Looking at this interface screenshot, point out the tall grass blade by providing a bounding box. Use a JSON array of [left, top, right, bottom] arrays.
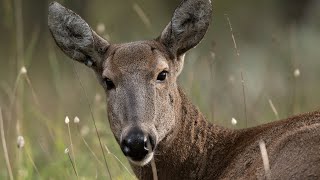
[[259, 140, 271, 180], [225, 14, 248, 128], [0, 108, 14, 180], [71, 62, 113, 180]]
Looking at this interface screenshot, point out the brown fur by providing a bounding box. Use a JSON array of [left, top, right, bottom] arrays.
[[132, 89, 320, 179], [48, 1, 320, 179]]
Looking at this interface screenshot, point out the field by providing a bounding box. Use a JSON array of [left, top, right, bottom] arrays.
[[1, 0, 320, 179]]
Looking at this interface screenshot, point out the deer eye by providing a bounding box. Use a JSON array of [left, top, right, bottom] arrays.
[[103, 78, 115, 90], [157, 71, 168, 82]]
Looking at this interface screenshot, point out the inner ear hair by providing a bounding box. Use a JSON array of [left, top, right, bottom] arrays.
[[48, 2, 109, 68], [93, 31, 109, 55], [158, 0, 212, 58]]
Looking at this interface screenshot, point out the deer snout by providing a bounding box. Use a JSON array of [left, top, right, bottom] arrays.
[[120, 129, 155, 161]]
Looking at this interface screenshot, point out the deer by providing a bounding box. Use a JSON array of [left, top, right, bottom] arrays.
[[48, 0, 320, 179]]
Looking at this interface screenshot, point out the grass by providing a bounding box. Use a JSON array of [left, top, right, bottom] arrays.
[[71, 61, 113, 179], [1, 0, 320, 179], [0, 107, 14, 180], [225, 13, 248, 128], [259, 140, 271, 180]]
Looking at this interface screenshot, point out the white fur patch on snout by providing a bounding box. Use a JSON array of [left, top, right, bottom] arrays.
[[128, 152, 154, 166]]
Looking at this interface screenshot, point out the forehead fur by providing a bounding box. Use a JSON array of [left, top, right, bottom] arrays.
[[103, 40, 170, 77]]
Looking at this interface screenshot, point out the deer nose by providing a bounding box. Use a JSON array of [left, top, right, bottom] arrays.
[[121, 130, 155, 161]]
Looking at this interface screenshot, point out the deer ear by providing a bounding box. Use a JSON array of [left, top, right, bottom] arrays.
[[158, 0, 212, 57], [48, 2, 109, 68]]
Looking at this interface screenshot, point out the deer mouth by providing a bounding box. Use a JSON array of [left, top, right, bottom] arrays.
[[128, 152, 154, 166], [120, 128, 156, 166]]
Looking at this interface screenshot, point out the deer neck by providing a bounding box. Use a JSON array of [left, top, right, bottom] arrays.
[[131, 87, 239, 179]]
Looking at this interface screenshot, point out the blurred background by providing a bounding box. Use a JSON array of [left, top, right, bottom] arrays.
[[1, 0, 320, 179]]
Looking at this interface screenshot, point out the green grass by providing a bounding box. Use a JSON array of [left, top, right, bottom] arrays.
[[1, 0, 320, 179]]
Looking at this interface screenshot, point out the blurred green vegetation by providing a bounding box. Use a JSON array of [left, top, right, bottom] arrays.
[[1, 0, 320, 179]]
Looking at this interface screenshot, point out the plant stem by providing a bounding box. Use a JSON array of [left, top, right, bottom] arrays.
[[67, 122, 78, 176], [0, 108, 14, 180], [67, 152, 78, 178], [225, 14, 248, 128], [71, 62, 112, 180], [77, 125, 103, 166]]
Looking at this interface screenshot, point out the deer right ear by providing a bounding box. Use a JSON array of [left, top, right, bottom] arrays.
[[48, 2, 109, 68], [158, 0, 212, 58]]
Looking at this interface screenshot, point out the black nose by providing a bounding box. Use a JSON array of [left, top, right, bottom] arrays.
[[121, 129, 155, 161]]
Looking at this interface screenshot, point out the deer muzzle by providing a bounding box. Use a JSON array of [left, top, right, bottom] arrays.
[[120, 127, 156, 166]]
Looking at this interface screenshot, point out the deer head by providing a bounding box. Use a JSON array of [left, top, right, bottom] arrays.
[[48, 0, 212, 166]]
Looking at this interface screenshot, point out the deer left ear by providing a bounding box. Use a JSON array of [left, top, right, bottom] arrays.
[[48, 1, 109, 68], [158, 0, 212, 58]]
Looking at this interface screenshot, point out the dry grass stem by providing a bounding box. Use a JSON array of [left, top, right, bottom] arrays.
[[104, 144, 136, 179], [71, 62, 112, 180], [268, 99, 279, 120], [133, 3, 151, 30], [65, 148, 78, 178], [209, 46, 216, 122], [8, 66, 35, 138], [14, 0, 25, 152], [8, 71, 23, 132], [9, 66, 40, 108], [289, 25, 299, 115], [0, 108, 14, 180], [26, 149, 41, 178], [259, 140, 271, 180], [24, 74, 40, 106], [225, 15, 240, 57], [10, 72, 22, 106], [225, 14, 248, 127], [14, 0, 24, 69], [147, 140, 158, 180], [65, 117, 78, 176], [76, 125, 104, 166]]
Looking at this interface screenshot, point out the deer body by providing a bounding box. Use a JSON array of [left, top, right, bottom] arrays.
[[132, 88, 320, 179], [48, 0, 320, 179]]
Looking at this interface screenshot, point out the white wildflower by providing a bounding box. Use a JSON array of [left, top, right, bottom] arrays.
[[74, 116, 80, 123], [231, 117, 237, 125], [65, 116, 70, 124], [20, 66, 27, 74], [17, 136, 25, 149], [294, 69, 300, 77], [64, 148, 69, 154]]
